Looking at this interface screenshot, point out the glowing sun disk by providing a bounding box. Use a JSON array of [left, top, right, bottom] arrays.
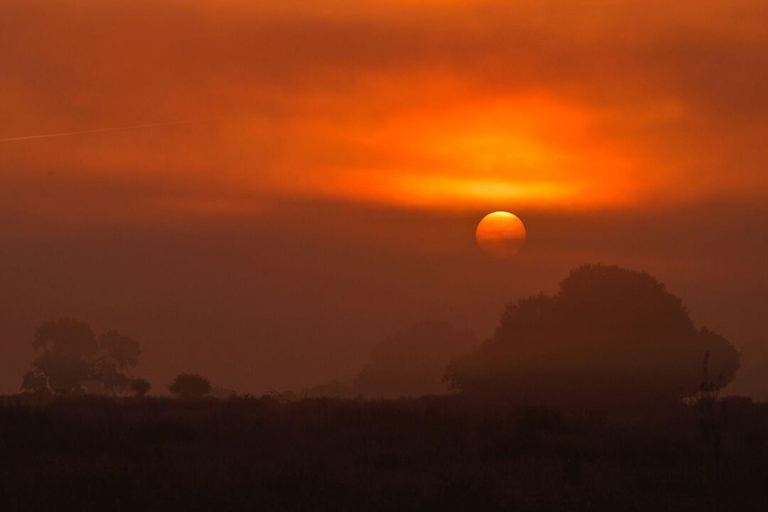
[[476, 211, 527, 257]]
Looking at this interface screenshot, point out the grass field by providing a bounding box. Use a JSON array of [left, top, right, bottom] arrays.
[[1, 394, 767, 511]]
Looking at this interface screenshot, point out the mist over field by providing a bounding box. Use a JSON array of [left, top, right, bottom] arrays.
[[2, 1, 768, 509]]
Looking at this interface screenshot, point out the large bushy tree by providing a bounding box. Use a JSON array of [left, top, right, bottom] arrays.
[[445, 265, 740, 404], [21, 318, 144, 396]]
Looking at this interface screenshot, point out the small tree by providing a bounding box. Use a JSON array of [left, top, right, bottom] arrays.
[[31, 319, 98, 395], [130, 378, 152, 398], [23, 318, 142, 396], [168, 373, 211, 399]]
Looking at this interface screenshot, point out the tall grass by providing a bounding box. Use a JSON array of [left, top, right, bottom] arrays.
[[0, 394, 767, 511]]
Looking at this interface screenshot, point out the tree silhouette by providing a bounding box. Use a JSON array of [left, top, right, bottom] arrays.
[[20, 370, 48, 394], [445, 264, 740, 404], [23, 318, 142, 395], [130, 378, 152, 398], [169, 373, 211, 399], [304, 322, 477, 399], [351, 321, 477, 398]]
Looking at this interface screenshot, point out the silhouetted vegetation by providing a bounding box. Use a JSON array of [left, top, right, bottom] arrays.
[[353, 322, 477, 397], [169, 373, 211, 399], [20, 318, 144, 396], [305, 322, 477, 399], [130, 378, 152, 398], [445, 265, 740, 405], [1, 264, 762, 509]]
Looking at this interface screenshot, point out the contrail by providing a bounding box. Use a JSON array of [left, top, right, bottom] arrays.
[[0, 119, 200, 142]]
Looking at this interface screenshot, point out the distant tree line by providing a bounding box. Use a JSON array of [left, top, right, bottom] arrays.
[[20, 264, 741, 406], [306, 264, 740, 405], [20, 318, 212, 399]]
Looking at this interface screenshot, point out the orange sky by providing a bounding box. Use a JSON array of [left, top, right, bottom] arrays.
[[1, 0, 767, 397], [2, 0, 768, 223]]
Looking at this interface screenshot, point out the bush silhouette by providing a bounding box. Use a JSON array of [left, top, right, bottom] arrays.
[[169, 373, 211, 399], [130, 378, 152, 398], [445, 264, 740, 404]]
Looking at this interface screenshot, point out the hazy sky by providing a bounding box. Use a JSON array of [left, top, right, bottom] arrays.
[[1, 0, 767, 396]]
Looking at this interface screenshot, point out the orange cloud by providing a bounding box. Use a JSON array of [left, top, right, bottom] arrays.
[[1, 0, 767, 224]]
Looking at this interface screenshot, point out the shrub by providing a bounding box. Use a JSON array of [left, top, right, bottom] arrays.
[[168, 373, 211, 399]]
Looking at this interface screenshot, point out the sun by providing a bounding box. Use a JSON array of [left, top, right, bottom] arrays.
[[475, 212, 527, 258]]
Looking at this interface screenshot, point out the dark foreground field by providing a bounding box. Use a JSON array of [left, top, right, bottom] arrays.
[[1, 395, 768, 511]]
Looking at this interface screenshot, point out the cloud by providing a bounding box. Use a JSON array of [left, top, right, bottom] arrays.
[[2, 0, 767, 223]]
